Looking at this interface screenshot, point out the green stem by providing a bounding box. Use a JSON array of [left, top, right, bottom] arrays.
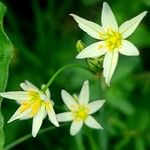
[[42, 64, 86, 92], [4, 123, 68, 150]]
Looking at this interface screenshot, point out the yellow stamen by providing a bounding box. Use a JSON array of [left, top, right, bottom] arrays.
[[100, 29, 122, 51], [72, 105, 89, 121], [19, 91, 47, 117], [45, 101, 52, 112]]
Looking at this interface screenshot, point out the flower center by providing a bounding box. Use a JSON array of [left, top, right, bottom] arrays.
[[100, 29, 122, 51], [20, 91, 45, 117], [72, 105, 89, 121]]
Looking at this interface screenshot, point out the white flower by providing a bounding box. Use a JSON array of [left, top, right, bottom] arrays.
[[0, 80, 59, 137], [70, 2, 147, 86], [56, 80, 105, 136]]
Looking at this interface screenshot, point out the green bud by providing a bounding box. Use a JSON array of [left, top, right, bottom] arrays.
[[76, 40, 86, 53], [87, 56, 104, 73]]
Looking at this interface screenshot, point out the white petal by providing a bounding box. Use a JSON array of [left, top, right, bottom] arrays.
[[76, 41, 107, 59], [79, 80, 89, 105], [46, 105, 59, 127], [119, 11, 147, 39], [103, 51, 119, 86], [8, 108, 31, 123], [119, 40, 139, 56], [88, 100, 105, 114], [20, 80, 39, 92], [101, 2, 118, 31], [39, 92, 47, 100], [70, 121, 83, 136], [61, 90, 77, 110], [32, 104, 45, 137], [56, 112, 73, 122], [85, 116, 103, 129], [0, 91, 28, 101], [70, 14, 103, 40]]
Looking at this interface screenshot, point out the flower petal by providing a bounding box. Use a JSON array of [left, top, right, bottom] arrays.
[[0, 91, 28, 101], [70, 14, 103, 40], [70, 121, 83, 136], [8, 107, 31, 123], [76, 41, 107, 59], [119, 11, 147, 39], [32, 104, 46, 137], [20, 80, 39, 92], [88, 100, 105, 114], [61, 90, 77, 110], [85, 116, 103, 129], [103, 51, 119, 86], [79, 80, 89, 105], [46, 104, 59, 127], [119, 40, 139, 56], [101, 2, 118, 31], [56, 112, 73, 122]]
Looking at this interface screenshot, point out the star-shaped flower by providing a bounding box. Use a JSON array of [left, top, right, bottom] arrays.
[[56, 80, 105, 135], [0, 80, 59, 137], [70, 2, 147, 85]]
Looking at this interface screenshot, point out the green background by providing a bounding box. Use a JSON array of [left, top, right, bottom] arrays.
[[1, 0, 150, 149]]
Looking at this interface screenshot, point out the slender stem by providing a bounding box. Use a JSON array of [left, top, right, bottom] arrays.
[[4, 123, 68, 150], [42, 64, 86, 92]]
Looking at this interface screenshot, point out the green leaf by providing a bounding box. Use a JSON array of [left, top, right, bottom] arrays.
[[0, 2, 13, 150]]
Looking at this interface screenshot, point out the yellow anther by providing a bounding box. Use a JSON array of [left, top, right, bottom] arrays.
[[72, 105, 89, 121], [100, 29, 122, 51]]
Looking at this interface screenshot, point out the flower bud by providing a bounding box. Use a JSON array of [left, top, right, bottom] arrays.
[[76, 40, 86, 53]]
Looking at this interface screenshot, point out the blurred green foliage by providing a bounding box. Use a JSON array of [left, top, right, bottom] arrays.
[[0, 0, 150, 149], [0, 2, 13, 150]]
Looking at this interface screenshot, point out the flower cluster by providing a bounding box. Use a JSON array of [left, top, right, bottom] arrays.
[[0, 80, 105, 137], [0, 2, 147, 138]]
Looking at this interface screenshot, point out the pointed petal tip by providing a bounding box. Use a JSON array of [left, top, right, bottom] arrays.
[[142, 11, 148, 16], [32, 133, 37, 138], [105, 79, 110, 86], [76, 54, 83, 59], [103, 2, 110, 9], [83, 80, 89, 85], [99, 99, 106, 105], [0, 93, 3, 97], [69, 14, 76, 19], [0, 92, 6, 97], [99, 125, 103, 130], [69, 13, 74, 16], [61, 89, 65, 95], [7, 120, 12, 124], [53, 121, 60, 127], [103, 2, 108, 6]]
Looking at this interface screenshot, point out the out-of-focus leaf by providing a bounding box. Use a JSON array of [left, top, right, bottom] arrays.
[[129, 25, 150, 47], [135, 110, 149, 132], [81, 0, 99, 6], [141, 0, 150, 6], [135, 137, 145, 150], [106, 88, 135, 115], [114, 137, 130, 150], [0, 3, 13, 150], [113, 57, 140, 83]]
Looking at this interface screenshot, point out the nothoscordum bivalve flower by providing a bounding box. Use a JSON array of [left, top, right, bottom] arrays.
[[70, 2, 147, 86], [56, 80, 105, 136], [0, 80, 59, 137]]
